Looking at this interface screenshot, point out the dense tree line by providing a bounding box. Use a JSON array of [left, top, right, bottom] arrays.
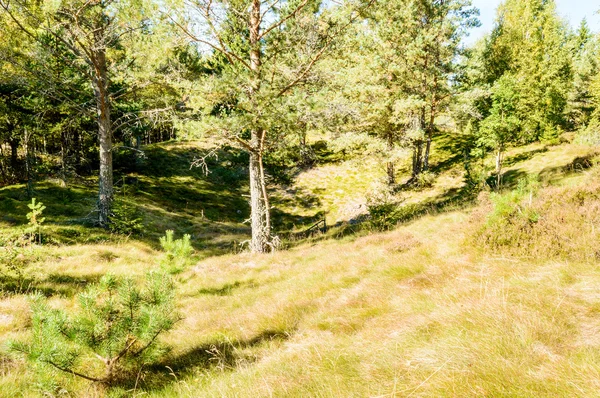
[[1, 0, 598, 252]]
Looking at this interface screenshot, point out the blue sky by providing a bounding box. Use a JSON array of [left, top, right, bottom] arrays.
[[464, 0, 600, 45]]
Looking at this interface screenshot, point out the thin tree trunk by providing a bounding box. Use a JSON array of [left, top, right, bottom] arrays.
[[249, 143, 269, 253], [23, 129, 32, 197], [60, 130, 67, 186], [91, 48, 113, 227], [8, 133, 18, 172], [412, 140, 423, 178], [386, 132, 395, 185], [423, 112, 435, 171], [247, 0, 271, 253], [73, 129, 81, 171], [495, 147, 503, 189]]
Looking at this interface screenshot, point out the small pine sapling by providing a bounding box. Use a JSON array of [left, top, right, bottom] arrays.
[[159, 230, 194, 274], [9, 271, 181, 386], [26, 198, 45, 244]]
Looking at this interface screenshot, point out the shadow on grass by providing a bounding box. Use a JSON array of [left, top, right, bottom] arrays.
[[503, 147, 549, 168], [137, 329, 293, 390], [284, 180, 482, 248], [428, 132, 473, 175], [196, 279, 258, 296], [0, 273, 101, 297], [538, 153, 597, 183]]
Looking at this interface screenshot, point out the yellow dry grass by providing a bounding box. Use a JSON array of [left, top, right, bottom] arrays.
[[0, 141, 599, 397]]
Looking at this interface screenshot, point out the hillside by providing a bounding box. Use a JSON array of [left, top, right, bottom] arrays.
[[0, 138, 599, 396]]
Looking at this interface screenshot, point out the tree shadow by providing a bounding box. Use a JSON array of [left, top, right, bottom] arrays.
[[538, 153, 597, 184], [0, 273, 101, 297], [195, 279, 259, 296], [428, 132, 473, 175], [136, 329, 294, 390], [503, 147, 548, 168]]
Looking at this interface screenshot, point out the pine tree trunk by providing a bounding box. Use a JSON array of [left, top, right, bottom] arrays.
[[249, 141, 269, 253], [8, 135, 18, 172], [247, 0, 271, 253], [495, 147, 503, 189], [412, 140, 423, 178], [423, 122, 433, 171], [91, 49, 113, 227], [386, 132, 395, 185]]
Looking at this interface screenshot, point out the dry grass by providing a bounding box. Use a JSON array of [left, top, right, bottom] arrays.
[[1, 140, 600, 396]]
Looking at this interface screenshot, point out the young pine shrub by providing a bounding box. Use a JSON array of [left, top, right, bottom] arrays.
[[26, 198, 45, 244], [8, 271, 180, 388], [109, 199, 143, 236], [159, 230, 194, 274]]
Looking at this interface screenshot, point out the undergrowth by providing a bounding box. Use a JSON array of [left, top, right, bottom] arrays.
[[474, 170, 600, 261]]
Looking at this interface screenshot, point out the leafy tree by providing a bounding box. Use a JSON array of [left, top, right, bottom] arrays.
[[172, 0, 369, 252], [337, 0, 479, 183], [0, 0, 179, 226], [568, 20, 599, 130], [481, 0, 572, 141], [477, 74, 522, 188]]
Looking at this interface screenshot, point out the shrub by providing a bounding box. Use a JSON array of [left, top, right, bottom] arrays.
[[473, 173, 600, 261], [366, 185, 425, 230], [109, 199, 143, 236], [366, 185, 401, 230], [159, 230, 194, 274], [8, 271, 180, 387], [26, 198, 45, 244], [0, 235, 36, 293], [414, 171, 436, 189]]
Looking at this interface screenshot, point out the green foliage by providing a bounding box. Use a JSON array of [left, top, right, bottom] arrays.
[[366, 185, 425, 230], [0, 235, 36, 292], [109, 199, 144, 236], [366, 186, 400, 230], [486, 177, 540, 229], [8, 271, 180, 387], [159, 230, 194, 274], [26, 198, 45, 244], [478, 74, 522, 151], [413, 171, 437, 189]]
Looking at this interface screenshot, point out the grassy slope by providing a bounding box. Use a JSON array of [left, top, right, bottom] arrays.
[[0, 138, 599, 396]]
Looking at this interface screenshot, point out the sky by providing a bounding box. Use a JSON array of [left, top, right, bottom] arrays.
[[463, 0, 600, 46]]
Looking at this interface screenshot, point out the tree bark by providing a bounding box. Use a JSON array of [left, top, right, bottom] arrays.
[[247, 0, 271, 253], [386, 132, 395, 185], [249, 143, 270, 253], [412, 140, 423, 178], [91, 48, 113, 227], [8, 133, 18, 172], [423, 112, 435, 171], [495, 147, 503, 189]]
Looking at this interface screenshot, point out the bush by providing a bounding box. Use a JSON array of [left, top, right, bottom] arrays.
[[159, 230, 194, 274], [109, 199, 143, 235], [9, 271, 180, 387], [366, 185, 426, 230], [26, 198, 45, 244], [366, 185, 401, 230], [0, 235, 36, 293], [473, 173, 600, 261], [414, 171, 436, 189]]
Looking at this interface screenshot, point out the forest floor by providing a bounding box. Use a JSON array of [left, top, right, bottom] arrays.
[[0, 136, 600, 397]]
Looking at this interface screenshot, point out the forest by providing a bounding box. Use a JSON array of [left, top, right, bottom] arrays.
[[1, 0, 600, 396]]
